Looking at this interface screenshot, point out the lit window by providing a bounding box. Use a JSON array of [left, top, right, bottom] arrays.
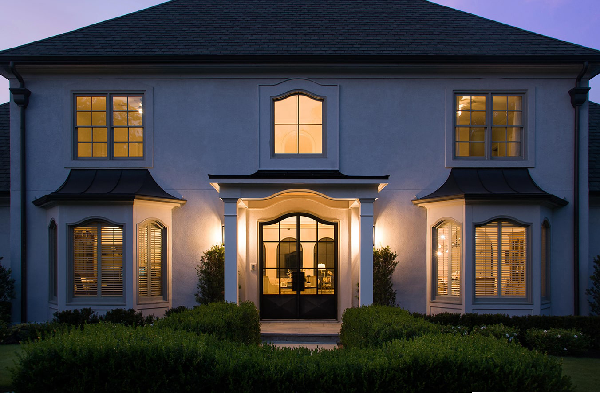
[[433, 221, 461, 298], [138, 220, 166, 299], [49, 220, 57, 301], [455, 94, 523, 159], [75, 94, 144, 159], [475, 220, 527, 299], [273, 92, 323, 154], [71, 221, 123, 298]]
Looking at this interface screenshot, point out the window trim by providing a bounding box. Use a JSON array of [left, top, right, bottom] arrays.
[[137, 219, 168, 304], [541, 219, 551, 302], [445, 87, 535, 168], [431, 219, 462, 303], [259, 79, 339, 170], [67, 217, 126, 305], [48, 219, 57, 303], [73, 92, 145, 161], [473, 217, 532, 304], [271, 89, 326, 158]]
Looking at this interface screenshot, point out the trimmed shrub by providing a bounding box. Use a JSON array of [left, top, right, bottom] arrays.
[[154, 301, 260, 345], [52, 308, 99, 326], [163, 305, 188, 318], [470, 323, 519, 343], [100, 308, 156, 327], [373, 246, 399, 306], [416, 312, 600, 349], [0, 322, 66, 344], [11, 324, 572, 392], [525, 328, 590, 356], [340, 305, 441, 348], [195, 244, 225, 305]]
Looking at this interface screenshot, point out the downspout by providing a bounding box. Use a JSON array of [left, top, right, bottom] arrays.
[[568, 62, 590, 316], [8, 62, 31, 323]]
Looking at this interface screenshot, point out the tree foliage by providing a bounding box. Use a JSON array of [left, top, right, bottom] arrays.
[[373, 246, 399, 306], [586, 255, 600, 315], [0, 257, 16, 323], [195, 245, 225, 305]]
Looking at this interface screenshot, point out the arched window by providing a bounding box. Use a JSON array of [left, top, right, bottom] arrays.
[[433, 221, 461, 298], [273, 91, 323, 154], [314, 237, 335, 270], [475, 219, 528, 299], [138, 220, 166, 299], [49, 220, 57, 301], [71, 220, 123, 298], [276, 237, 303, 278], [541, 220, 550, 300]]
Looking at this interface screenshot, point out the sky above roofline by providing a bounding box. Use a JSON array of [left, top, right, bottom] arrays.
[[0, 0, 598, 104]]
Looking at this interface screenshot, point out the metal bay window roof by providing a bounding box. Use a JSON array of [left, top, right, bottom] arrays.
[[33, 169, 184, 207], [0, 0, 599, 64]]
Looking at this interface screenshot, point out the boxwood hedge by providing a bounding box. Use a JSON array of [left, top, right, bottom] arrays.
[[11, 324, 572, 393]]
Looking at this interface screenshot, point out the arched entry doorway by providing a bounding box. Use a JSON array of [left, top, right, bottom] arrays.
[[260, 213, 337, 319]]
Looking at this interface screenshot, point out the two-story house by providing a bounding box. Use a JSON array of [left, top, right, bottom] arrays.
[[1, 0, 600, 322]]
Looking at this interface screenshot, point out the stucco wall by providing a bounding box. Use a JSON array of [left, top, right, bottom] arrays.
[[9, 66, 584, 321]]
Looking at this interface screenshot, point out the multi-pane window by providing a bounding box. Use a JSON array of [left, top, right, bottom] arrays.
[[49, 220, 57, 301], [273, 92, 323, 154], [72, 221, 123, 298], [475, 220, 527, 299], [75, 94, 143, 159], [138, 221, 165, 299], [455, 94, 523, 159], [433, 221, 461, 298]]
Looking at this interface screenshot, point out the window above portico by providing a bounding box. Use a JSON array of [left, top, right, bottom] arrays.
[[259, 79, 339, 170]]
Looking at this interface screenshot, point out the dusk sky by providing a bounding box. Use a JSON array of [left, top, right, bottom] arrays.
[[1, 0, 599, 104]]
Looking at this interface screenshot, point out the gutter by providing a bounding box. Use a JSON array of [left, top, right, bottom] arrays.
[[8, 62, 30, 323], [568, 62, 590, 316]]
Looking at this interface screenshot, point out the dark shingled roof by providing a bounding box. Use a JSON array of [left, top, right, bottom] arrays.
[[413, 168, 568, 207], [1, 0, 599, 63], [589, 102, 600, 194], [33, 169, 184, 207], [0, 102, 8, 196]]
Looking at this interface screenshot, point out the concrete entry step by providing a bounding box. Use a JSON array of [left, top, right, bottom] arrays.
[[261, 320, 341, 349]]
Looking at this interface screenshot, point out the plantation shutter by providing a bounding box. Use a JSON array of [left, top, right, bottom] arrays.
[[73, 226, 98, 296], [475, 220, 526, 298], [138, 221, 164, 298], [100, 226, 123, 296], [435, 221, 461, 297]]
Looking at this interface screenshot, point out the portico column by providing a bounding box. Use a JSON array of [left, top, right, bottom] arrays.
[[359, 198, 375, 306], [222, 198, 238, 303]]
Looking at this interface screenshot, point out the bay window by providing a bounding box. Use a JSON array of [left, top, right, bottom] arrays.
[[433, 220, 461, 299]]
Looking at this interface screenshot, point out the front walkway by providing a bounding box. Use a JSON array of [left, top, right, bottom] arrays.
[[261, 320, 342, 349]]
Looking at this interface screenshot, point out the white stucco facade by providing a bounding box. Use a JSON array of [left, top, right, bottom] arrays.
[[3, 64, 593, 321]]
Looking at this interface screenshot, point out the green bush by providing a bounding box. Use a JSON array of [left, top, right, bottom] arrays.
[[525, 328, 590, 356], [340, 305, 441, 348], [52, 308, 99, 326], [470, 323, 519, 343], [195, 244, 225, 304], [11, 324, 572, 393], [373, 246, 399, 306], [416, 312, 600, 349], [154, 301, 260, 345], [587, 255, 600, 315], [100, 308, 156, 327], [0, 322, 66, 344], [164, 305, 188, 318], [0, 257, 15, 323]]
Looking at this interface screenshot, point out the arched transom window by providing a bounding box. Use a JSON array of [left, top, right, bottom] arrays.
[[273, 92, 323, 154]]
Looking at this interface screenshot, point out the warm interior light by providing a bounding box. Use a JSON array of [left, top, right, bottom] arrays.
[[318, 263, 326, 269]]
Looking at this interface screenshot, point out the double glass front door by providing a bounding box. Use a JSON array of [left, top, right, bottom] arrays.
[[260, 214, 337, 319]]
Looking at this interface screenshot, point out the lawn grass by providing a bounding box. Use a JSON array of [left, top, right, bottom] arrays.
[[560, 356, 600, 392], [0, 344, 21, 392]]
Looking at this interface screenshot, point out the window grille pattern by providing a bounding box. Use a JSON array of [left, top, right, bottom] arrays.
[[138, 221, 165, 298], [455, 94, 523, 159], [475, 220, 527, 298], [434, 221, 461, 297], [72, 222, 123, 297], [75, 94, 143, 159], [274, 93, 323, 154]]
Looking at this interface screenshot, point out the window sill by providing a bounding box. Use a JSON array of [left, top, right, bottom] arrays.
[[67, 298, 126, 307], [431, 297, 462, 305], [473, 298, 532, 305]]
